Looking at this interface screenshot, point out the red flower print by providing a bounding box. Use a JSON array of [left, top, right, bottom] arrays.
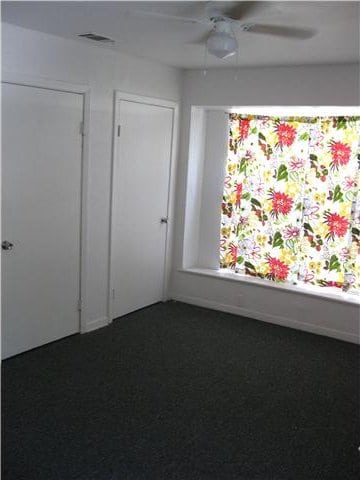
[[267, 256, 289, 281], [324, 212, 349, 239], [238, 118, 250, 142], [269, 191, 294, 217], [325, 281, 343, 289], [229, 244, 237, 265], [275, 122, 297, 148], [235, 183, 242, 208], [329, 141, 351, 169]]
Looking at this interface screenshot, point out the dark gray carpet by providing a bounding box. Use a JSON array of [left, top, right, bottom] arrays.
[[2, 301, 359, 480]]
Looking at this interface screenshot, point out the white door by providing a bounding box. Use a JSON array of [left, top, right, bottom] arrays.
[[2, 83, 83, 358], [111, 98, 174, 319]]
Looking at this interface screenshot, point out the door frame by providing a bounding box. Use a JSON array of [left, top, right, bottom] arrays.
[[108, 91, 179, 322], [2, 71, 91, 334]]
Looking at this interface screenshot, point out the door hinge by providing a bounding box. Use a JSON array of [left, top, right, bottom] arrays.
[[79, 122, 85, 137], [77, 299, 82, 311], [117, 125, 121, 137]]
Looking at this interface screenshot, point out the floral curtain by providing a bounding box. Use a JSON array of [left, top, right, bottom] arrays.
[[220, 114, 360, 294]]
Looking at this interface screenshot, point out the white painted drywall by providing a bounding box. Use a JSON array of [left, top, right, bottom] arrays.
[[182, 107, 206, 269], [2, 22, 183, 329], [183, 65, 359, 106], [170, 64, 360, 343]]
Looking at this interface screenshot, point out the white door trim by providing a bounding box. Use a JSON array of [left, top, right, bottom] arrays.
[[108, 91, 179, 322], [2, 71, 91, 334]]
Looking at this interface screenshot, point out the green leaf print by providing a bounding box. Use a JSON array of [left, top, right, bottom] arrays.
[[272, 231, 284, 248], [329, 255, 341, 272], [333, 185, 343, 202], [251, 198, 262, 208], [244, 261, 256, 271], [277, 164, 288, 181], [299, 132, 310, 141], [239, 158, 247, 174]]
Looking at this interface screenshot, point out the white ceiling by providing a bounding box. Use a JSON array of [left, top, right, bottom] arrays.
[[2, 1, 359, 69]]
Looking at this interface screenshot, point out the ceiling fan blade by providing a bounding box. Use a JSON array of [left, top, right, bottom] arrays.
[[223, 2, 280, 21], [242, 24, 317, 39], [126, 8, 211, 26]]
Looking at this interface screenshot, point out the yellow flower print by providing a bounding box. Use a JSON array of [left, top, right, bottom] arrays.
[[314, 223, 329, 238], [267, 131, 278, 146], [221, 226, 231, 237], [337, 272, 345, 284], [309, 261, 322, 274], [263, 169, 273, 183], [230, 125, 239, 139], [285, 181, 299, 197], [321, 121, 330, 134], [263, 199, 273, 214], [256, 234, 267, 247], [223, 253, 233, 267], [279, 249, 296, 265], [229, 192, 237, 205], [257, 262, 270, 276], [313, 192, 326, 204], [339, 203, 351, 218], [228, 163, 237, 175], [344, 129, 358, 145]]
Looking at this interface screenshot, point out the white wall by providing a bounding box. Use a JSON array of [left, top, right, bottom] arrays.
[[170, 64, 360, 343], [2, 24, 359, 343], [2, 22, 183, 330]]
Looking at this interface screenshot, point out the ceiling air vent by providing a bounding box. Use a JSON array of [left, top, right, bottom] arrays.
[[78, 33, 115, 44]]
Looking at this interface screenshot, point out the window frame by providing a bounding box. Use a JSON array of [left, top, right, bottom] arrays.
[[182, 105, 360, 304]]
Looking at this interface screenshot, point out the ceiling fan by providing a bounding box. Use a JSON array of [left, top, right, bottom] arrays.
[[126, 2, 316, 59]]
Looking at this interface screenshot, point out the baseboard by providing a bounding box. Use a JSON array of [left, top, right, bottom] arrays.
[[169, 293, 359, 344], [83, 316, 110, 333]]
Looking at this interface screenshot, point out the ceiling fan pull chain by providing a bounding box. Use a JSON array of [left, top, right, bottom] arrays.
[[232, 23, 240, 80], [203, 43, 208, 76], [234, 47, 240, 81]]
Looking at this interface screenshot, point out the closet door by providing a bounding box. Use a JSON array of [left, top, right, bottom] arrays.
[[2, 83, 83, 358], [110, 98, 174, 319]]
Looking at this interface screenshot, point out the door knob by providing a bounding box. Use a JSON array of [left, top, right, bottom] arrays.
[[2, 240, 14, 251], [160, 217, 168, 224]]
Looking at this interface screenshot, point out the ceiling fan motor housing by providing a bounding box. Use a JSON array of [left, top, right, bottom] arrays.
[[207, 18, 238, 59]]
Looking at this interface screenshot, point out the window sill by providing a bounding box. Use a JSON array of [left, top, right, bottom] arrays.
[[178, 267, 360, 306]]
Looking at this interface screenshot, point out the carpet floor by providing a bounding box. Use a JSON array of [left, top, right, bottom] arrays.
[[2, 301, 359, 480]]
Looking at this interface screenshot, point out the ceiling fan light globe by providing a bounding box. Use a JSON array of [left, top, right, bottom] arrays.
[[206, 32, 238, 59]]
